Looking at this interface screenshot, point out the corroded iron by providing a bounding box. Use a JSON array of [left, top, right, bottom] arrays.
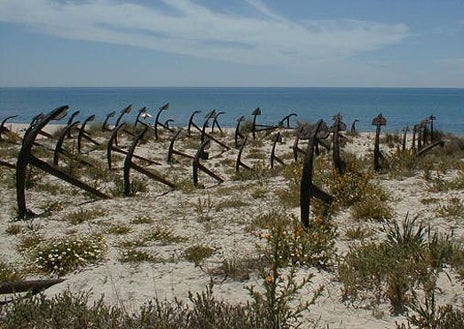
[[114, 105, 132, 129], [135, 107, 148, 126], [234, 115, 246, 148], [416, 140, 445, 157], [153, 103, 173, 140], [102, 111, 116, 131], [200, 110, 231, 151], [211, 111, 225, 133], [77, 115, 100, 154], [107, 122, 161, 170], [123, 127, 175, 196], [270, 132, 285, 169], [187, 110, 202, 136], [402, 126, 409, 151], [372, 113, 387, 172], [278, 113, 297, 128], [16, 106, 110, 219], [350, 119, 359, 134], [292, 125, 311, 163], [300, 120, 334, 228], [167, 129, 194, 163], [0, 115, 18, 140], [193, 138, 224, 187], [251, 107, 276, 139], [53, 121, 81, 166], [331, 113, 347, 175], [66, 110, 80, 138], [429, 115, 436, 142], [235, 136, 251, 172], [0, 278, 65, 305]]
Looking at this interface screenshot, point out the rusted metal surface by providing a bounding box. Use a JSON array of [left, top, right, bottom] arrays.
[[107, 122, 161, 170], [187, 110, 202, 136], [135, 107, 148, 126], [300, 120, 334, 228], [153, 103, 173, 139], [193, 138, 224, 187], [416, 140, 445, 157], [234, 115, 246, 148], [372, 113, 387, 172], [0, 278, 66, 305], [0, 115, 18, 140], [102, 111, 116, 131], [331, 113, 347, 175], [251, 107, 276, 139], [200, 111, 231, 151], [66, 110, 80, 138], [270, 132, 285, 169], [114, 105, 132, 129], [77, 115, 100, 154], [278, 113, 297, 128], [123, 127, 175, 196], [211, 111, 225, 133], [235, 136, 251, 172], [402, 126, 409, 151], [167, 129, 194, 163], [0, 278, 65, 295], [350, 119, 359, 134], [16, 106, 110, 219], [53, 121, 81, 166]]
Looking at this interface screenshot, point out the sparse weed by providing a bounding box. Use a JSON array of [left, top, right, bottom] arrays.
[[65, 207, 107, 225], [184, 245, 215, 266], [119, 248, 159, 263], [435, 197, 464, 219]]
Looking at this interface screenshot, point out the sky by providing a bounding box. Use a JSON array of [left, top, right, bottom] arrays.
[[0, 0, 463, 88]]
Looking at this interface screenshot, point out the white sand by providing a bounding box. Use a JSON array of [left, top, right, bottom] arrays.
[[0, 123, 463, 328]]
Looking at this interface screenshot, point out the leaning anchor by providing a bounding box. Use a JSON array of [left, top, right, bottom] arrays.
[[300, 120, 334, 228], [16, 106, 110, 219]]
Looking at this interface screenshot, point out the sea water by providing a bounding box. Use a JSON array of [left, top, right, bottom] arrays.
[[0, 87, 463, 134]]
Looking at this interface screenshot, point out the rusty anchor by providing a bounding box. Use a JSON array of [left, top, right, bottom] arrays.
[[0, 278, 65, 305], [192, 138, 224, 187], [234, 115, 246, 148], [350, 119, 359, 134], [16, 106, 110, 219], [0, 115, 19, 141], [235, 136, 252, 172], [292, 125, 311, 163], [300, 120, 334, 228], [251, 107, 276, 139], [277, 113, 298, 128], [106, 122, 161, 170], [200, 110, 231, 151], [77, 115, 100, 154], [65, 110, 80, 138], [102, 111, 116, 132], [53, 121, 95, 168], [401, 126, 409, 151], [187, 110, 202, 136], [331, 113, 347, 175], [211, 111, 225, 133], [372, 113, 387, 172], [153, 103, 174, 140], [114, 105, 132, 129], [270, 132, 285, 169], [167, 128, 194, 163], [123, 127, 175, 196]]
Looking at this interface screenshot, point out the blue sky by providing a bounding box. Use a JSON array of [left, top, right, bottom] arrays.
[[0, 0, 463, 87]]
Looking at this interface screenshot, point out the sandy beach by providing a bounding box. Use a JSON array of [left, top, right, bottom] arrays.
[[0, 121, 463, 329]]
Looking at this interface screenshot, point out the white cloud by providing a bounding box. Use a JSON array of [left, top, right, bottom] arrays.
[[0, 0, 410, 67]]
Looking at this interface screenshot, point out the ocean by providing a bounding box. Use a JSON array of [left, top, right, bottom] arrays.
[[0, 87, 463, 134]]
